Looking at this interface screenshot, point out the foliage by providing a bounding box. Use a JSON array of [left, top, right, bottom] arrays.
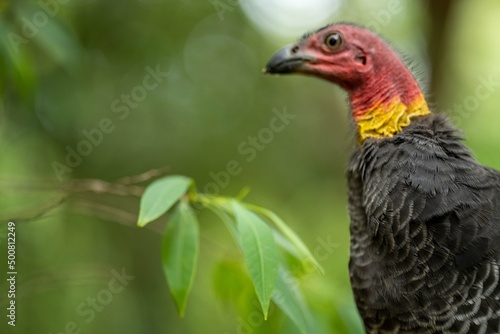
[[138, 175, 322, 332], [2, 0, 500, 333]]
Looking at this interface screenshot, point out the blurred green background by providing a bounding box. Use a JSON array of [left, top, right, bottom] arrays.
[[1, 0, 500, 333]]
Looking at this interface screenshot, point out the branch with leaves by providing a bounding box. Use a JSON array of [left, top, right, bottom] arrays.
[[1, 170, 323, 333], [137, 175, 323, 333]]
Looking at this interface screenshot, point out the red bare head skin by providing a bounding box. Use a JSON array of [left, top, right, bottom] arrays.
[[265, 23, 427, 119]]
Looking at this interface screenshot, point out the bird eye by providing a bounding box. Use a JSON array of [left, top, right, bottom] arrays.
[[324, 32, 343, 51]]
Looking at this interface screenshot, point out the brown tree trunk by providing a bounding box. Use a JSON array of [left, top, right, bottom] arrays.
[[425, 0, 455, 100]]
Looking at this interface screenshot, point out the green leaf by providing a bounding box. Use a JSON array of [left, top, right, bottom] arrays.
[[273, 232, 309, 276], [273, 266, 313, 334], [245, 204, 324, 275], [232, 201, 279, 319], [162, 201, 199, 317], [273, 231, 301, 259], [138, 175, 192, 227], [206, 204, 238, 242]]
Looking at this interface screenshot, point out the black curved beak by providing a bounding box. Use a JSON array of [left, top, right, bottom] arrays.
[[264, 44, 315, 74]]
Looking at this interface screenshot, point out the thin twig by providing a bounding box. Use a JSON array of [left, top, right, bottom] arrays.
[[0, 166, 170, 197], [67, 179, 145, 197], [115, 166, 170, 185], [1, 167, 170, 224], [69, 199, 167, 234], [70, 199, 139, 227], [4, 195, 68, 223]]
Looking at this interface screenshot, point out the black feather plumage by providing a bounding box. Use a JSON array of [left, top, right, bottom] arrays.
[[348, 114, 500, 333]]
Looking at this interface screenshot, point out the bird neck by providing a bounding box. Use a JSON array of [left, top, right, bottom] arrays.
[[349, 68, 431, 143]]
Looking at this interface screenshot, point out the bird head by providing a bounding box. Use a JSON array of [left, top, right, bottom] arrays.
[[265, 23, 431, 142], [265, 23, 376, 88]]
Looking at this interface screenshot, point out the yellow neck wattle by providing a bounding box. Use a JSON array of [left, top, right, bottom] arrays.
[[355, 94, 431, 143]]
